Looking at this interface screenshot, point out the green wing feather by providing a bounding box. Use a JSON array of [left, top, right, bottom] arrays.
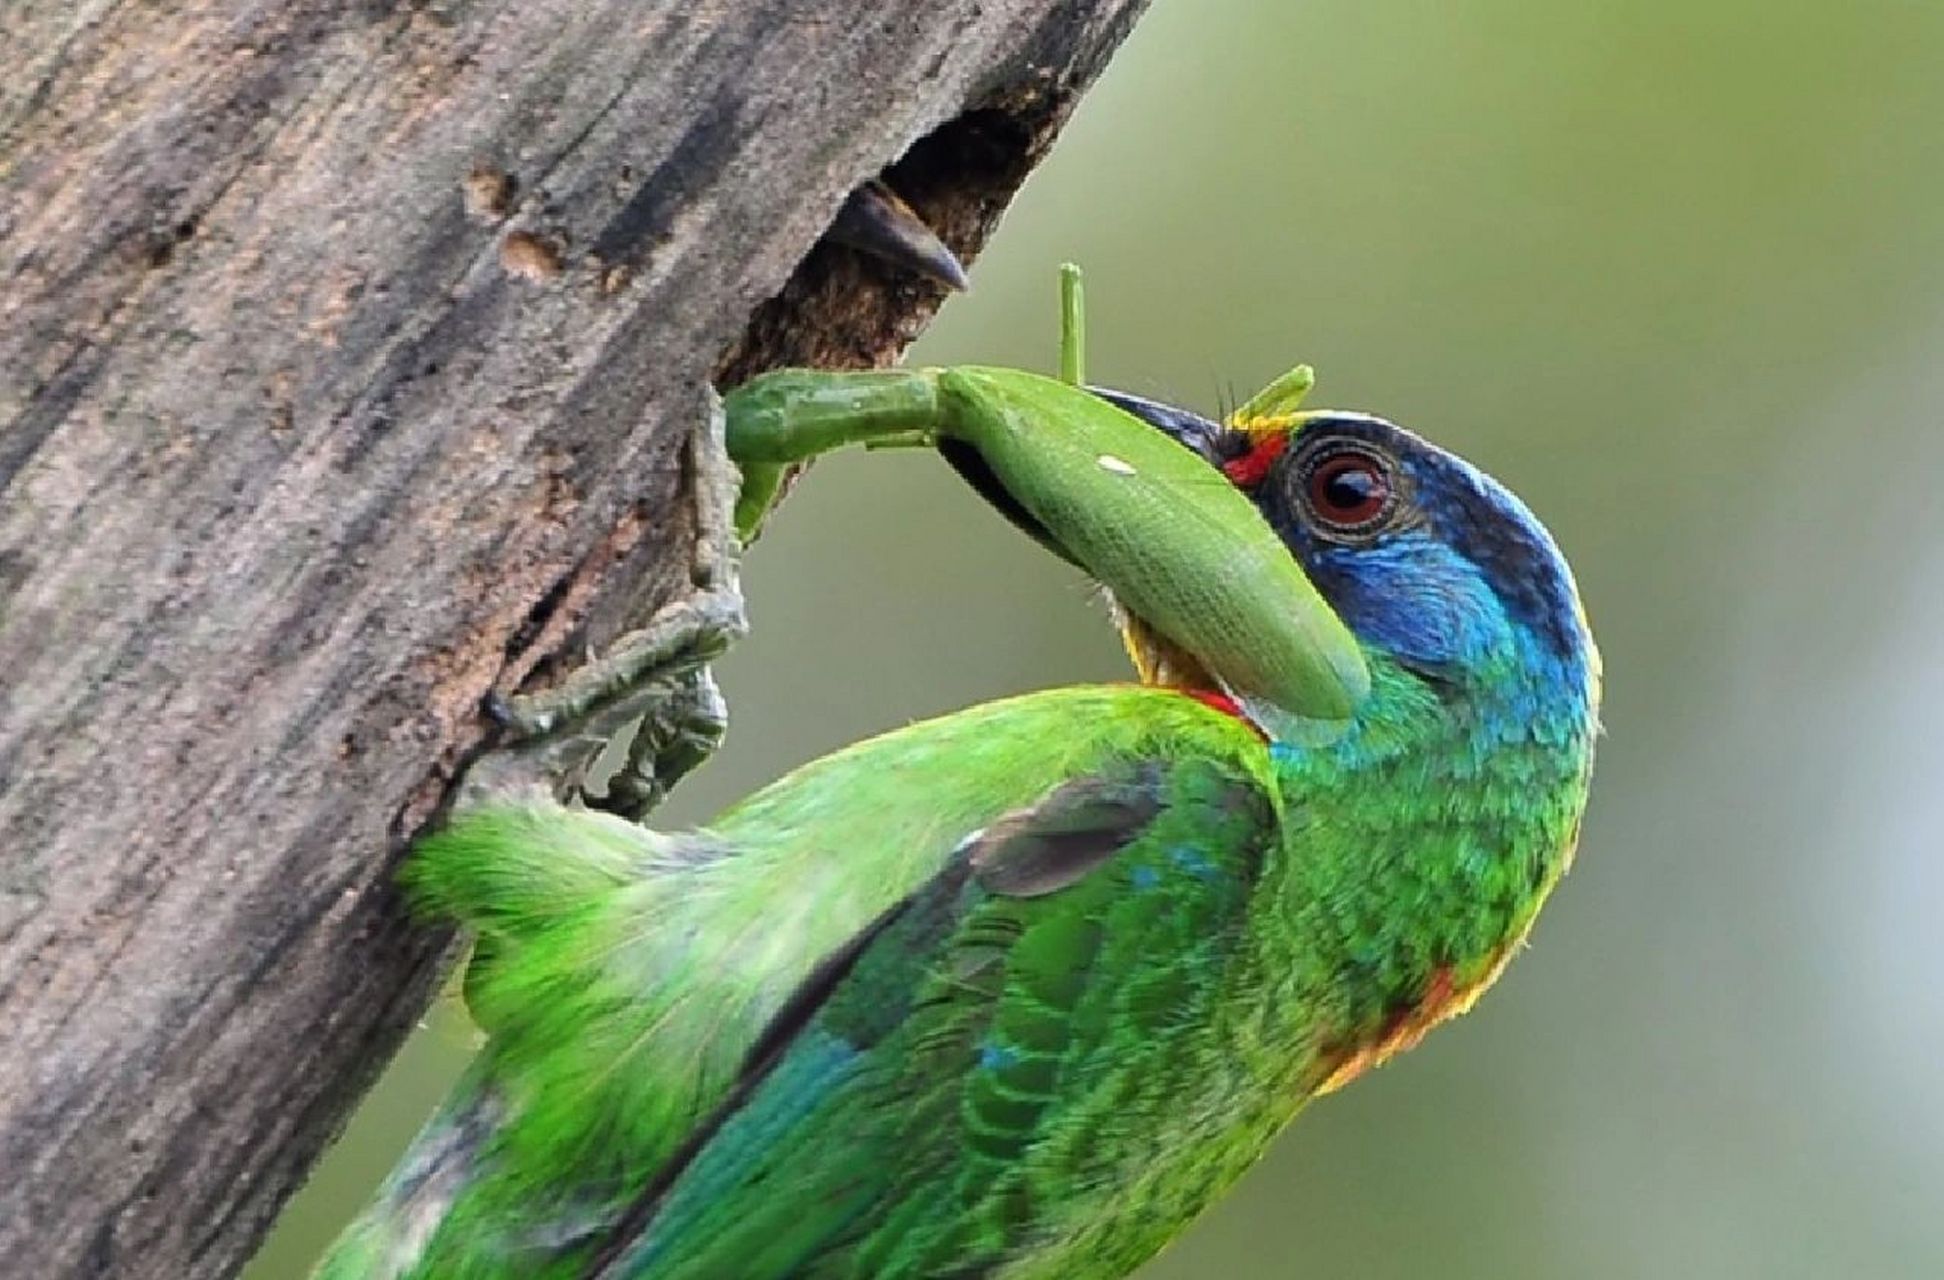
[[318, 687, 1272, 1279], [594, 752, 1278, 1280]]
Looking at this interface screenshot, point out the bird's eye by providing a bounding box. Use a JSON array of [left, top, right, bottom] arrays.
[[1303, 448, 1394, 532]]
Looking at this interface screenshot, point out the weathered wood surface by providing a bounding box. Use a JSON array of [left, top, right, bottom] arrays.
[[0, 2, 1148, 1273]]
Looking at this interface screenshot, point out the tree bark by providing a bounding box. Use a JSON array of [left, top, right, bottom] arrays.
[[0, 2, 1148, 1274]]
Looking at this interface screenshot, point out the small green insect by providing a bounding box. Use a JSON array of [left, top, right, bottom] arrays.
[[317, 256, 1599, 1279]]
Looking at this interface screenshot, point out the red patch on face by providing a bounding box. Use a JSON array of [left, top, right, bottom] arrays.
[[1221, 433, 1288, 488]]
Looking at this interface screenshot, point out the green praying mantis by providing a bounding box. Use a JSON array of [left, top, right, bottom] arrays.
[[475, 261, 1372, 817], [725, 264, 1370, 737]]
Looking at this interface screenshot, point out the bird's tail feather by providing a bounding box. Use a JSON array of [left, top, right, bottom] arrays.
[[315, 804, 744, 1277], [312, 1084, 503, 1280]]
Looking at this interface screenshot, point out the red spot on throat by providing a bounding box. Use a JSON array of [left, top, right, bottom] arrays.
[[1183, 689, 1244, 718], [1179, 689, 1266, 741]]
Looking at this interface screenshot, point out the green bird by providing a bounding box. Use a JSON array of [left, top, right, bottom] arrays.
[[316, 266, 1599, 1279]]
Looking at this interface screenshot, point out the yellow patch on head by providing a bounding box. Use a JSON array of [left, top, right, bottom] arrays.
[[1225, 411, 1301, 442]]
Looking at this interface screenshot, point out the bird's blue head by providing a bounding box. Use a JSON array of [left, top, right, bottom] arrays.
[[1091, 390, 1599, 723]]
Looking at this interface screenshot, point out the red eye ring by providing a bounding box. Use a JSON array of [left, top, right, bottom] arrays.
[[1304, 449, 1393, 531]]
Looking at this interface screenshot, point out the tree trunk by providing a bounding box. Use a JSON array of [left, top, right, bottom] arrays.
[[0, 2, 1148, 1274]]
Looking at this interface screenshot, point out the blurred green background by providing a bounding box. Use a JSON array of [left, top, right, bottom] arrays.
[[254, 0, 1944, 1275]]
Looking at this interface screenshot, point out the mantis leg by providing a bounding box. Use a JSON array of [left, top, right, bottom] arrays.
[[1059, 261, 1085, 387], [723, 367, 944, 540], [722, 263, 1098, 540]]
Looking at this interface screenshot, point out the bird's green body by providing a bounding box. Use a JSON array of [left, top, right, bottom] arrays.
[[318, 267, 1598, 1279]]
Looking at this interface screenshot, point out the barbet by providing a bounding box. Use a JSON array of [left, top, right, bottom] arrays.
[[318, 267, 1598, 1280]]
